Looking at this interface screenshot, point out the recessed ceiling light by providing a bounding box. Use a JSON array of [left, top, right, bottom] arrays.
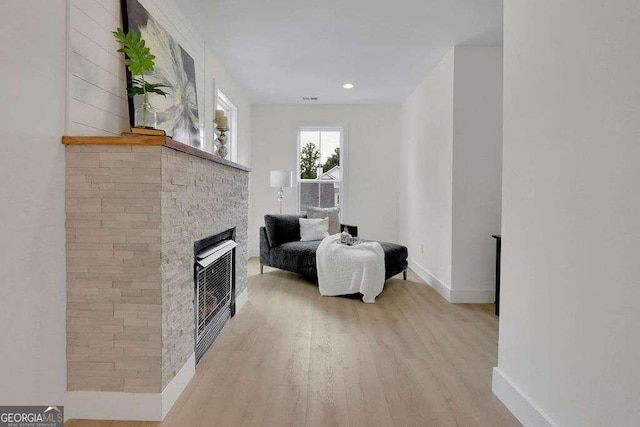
[[343, 83, 354, 89]]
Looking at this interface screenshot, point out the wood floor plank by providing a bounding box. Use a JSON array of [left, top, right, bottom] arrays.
[[66, 258, 520, 427], [305, 297, 350, 426], [337, 333, 395, 427], [260, 385, 308, 427]]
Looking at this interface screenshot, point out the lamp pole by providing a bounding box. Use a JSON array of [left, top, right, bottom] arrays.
[[277, 187, 284, 214]]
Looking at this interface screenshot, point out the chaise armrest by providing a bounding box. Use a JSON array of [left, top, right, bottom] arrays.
[[259, 227, 271, 267]]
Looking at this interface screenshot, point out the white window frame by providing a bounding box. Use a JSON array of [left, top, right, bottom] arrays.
[[216, 90, 238, 162], [296, 126, 347, 221]]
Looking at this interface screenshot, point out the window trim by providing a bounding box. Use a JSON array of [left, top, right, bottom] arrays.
[[216, 90, 238, 162], [296, 126, 347, 221]]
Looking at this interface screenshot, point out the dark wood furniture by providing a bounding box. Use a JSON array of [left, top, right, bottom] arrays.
[[492, 235, 501, 316]]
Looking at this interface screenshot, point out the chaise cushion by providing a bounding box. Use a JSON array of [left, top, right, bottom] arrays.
[[264, 214, 306, 247], [365, 240, 408, 266], [270, 240, 321, 273]]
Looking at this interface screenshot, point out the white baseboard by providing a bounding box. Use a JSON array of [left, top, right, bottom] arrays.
[[492, 367, 557, 427], [65, 353, 195, 421], [407, 258, 495, 303], [161, 353, 195, 418], [408, 258, 452, 301], [65, 390, 162, 421], [236, 287, 249, 312]]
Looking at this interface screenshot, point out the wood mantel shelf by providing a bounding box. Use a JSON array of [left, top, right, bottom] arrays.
[[62, 135, 251, 172], [62, 134, 167, 146]]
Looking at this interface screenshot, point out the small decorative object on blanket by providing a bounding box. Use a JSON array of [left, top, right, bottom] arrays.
[[340, 226, 353, 244], [316, 235, 385, 303]]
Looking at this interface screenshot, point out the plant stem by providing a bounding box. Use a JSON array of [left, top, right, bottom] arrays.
[[141, 73, 148, 127]]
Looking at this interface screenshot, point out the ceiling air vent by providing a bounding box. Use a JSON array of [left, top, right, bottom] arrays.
[[302, 97, 319, 101]]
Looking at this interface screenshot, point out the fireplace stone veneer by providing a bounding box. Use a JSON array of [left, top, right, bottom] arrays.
[[160, 147, 248, 388], [64, 137, 249, 409]]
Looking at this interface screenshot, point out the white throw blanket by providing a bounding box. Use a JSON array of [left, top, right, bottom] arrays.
[[316, 234, 385, 303]]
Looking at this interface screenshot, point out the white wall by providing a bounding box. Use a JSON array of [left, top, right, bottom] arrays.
[[0, 0, 67, 405], [400, 50, 455, 287], [249, 105, 401, 257], [451, 47, 503, 298], [495, 1, 640, 426], [400, 47, 502, 302]]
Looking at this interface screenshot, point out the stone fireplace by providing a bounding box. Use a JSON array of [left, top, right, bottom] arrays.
[[63, 136, 249, 420]]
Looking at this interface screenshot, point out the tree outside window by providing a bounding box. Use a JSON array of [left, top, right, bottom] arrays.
[[300, 142, 320, 179]]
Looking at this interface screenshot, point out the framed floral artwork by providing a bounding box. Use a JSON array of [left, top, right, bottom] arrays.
[[122, 0, 201, 148]]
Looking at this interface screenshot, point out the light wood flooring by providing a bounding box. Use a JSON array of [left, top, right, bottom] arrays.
[[67, 258, 519, 427]]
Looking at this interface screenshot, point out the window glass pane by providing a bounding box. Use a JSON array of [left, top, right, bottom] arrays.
[[319, 131, 340, 164], [300, 131, 320, 145], [300, 181, 341, 212], [319, 131, 340, 177], [299, 131, 320, 179]]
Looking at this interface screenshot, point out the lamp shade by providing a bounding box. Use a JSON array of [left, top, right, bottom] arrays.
[[270, 170, 293, 188]]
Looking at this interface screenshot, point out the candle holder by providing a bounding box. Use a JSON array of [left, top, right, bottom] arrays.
[[213, 120, 220, 141], [215, 126, 229, 159]]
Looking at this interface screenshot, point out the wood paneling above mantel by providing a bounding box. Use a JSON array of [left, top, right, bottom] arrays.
[[62, 135, 251, 172]]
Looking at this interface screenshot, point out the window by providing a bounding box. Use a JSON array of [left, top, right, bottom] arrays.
[[297, 127, 343, 215], [216, 90, 237, 162]]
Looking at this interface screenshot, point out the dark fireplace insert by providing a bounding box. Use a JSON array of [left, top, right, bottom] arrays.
[[193, 228, 236, 363]]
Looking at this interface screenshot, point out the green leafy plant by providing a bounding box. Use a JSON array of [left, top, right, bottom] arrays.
[[112, 28, 169, 125], [323, 147, 340, 172], [300, 142, 320, 179]]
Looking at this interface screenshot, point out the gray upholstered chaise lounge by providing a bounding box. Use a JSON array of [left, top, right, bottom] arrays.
[[259, 214, 408, 281]]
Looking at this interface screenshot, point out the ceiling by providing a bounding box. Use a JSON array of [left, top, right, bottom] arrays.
[[178, 0, 503, 104]]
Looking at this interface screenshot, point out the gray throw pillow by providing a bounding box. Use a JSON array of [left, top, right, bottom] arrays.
[[264, 214, 306, 247], [306, 207, 340, 235]]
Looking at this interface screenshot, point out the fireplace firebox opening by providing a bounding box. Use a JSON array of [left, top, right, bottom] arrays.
[[194, 228, 236, 363]]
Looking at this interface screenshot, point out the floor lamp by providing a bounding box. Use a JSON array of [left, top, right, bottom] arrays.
[[270, 170, 293, 214]]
